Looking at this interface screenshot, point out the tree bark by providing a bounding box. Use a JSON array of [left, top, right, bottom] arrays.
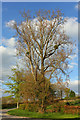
[[17, 102, 19, 109], [41, 56, 46, 112], [61, 90, 63, 99]]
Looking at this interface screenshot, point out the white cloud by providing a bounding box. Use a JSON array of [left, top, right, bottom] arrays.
[[71, 62, 78, 66], [75, 3, 80, 10], [75, 4, 78, 9], [68, 61, 78, 69], [6, 20, 16, 29], [0, 38, 17, 81], [2, 37, 15, 48], [1, 37, 27, 83], [64, 17, 78, 40], [68, 64, 74, 69], [69, 80, 79, 93], [68, 54, 77, 60]]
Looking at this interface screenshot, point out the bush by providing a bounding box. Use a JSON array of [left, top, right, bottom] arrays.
[[19, 102, 40, 112], [46, 105, 53, 113], [2, 103, 17, 109], [55, 102, 65, 112], [46, 102, 65, 113], [46, 105, 53, 110], [65, 99, 80, 106], [19, 104, 26, 110], [74, 99, 80, 105], [27, 103, 40, 112], [64, 105, 80, 114], [66, 102, 70, 105]]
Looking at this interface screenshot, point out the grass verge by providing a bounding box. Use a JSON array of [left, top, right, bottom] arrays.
[[8, 109, 80, 119]]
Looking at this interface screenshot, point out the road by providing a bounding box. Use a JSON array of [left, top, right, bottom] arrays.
[[0, 109, 29, 120]]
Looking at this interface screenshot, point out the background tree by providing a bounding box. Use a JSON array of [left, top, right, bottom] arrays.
[[64, 87, 70, 99], [69, 90, 75, 98], [2, 96, 15, 104], [7, 9, 74, 112], [52, 72, 68, 99]]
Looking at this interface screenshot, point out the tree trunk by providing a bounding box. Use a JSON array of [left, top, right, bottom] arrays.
[[17, 102, 19, 109], [61, 90, 62, 99], [41, 57, 45, 111], [41, 99, 44, 112]]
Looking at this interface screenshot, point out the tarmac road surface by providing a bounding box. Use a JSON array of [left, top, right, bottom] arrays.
[[0, 108, 29, 120]]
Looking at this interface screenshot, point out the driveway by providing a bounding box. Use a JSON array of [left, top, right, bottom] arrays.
[[0, 108, 29, 120]]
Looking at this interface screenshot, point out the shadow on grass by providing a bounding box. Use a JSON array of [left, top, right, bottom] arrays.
[[1, 118, 80, 120]]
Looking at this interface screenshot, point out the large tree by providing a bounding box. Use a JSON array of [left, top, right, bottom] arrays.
[[7, 9, 74, 111]]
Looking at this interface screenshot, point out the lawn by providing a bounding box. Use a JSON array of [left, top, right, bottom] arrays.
[[8, 109, 80, 119]]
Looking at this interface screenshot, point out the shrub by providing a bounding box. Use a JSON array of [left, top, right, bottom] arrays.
[[46, 105, 53, 110], [74, 99, 80, 105], [19, 102, 40, 112], [2, 103, 17, 109], [66, 102, 70, 105], [65, 99, 80, 106], [55, 102, 64, 112], [64, 105, 80, 114], [46, 109, 53, 113], [46, 105, 53, 113], [19, 104, 26, 110], [46, 102, 65, 113], [27, 103, 40, 112]]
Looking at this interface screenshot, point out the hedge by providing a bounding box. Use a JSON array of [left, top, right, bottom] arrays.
[[2, 103, 17, 109]]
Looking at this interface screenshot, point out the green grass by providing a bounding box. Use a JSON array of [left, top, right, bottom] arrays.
[[8, 109, 80, 119]]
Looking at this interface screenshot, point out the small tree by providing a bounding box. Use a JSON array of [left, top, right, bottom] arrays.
[[69, 90, 75, 98], [5, 66, 24, 108]]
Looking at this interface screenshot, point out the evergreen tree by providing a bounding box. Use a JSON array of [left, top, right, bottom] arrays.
[[69, 90, 75, 98]]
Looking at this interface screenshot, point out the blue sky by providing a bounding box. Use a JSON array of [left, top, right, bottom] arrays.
[[1, 2, 78, 95], [2, 2, 78, 38]]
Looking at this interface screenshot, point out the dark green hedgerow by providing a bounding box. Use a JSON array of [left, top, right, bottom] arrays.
[[2, 103, 17, 109]]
